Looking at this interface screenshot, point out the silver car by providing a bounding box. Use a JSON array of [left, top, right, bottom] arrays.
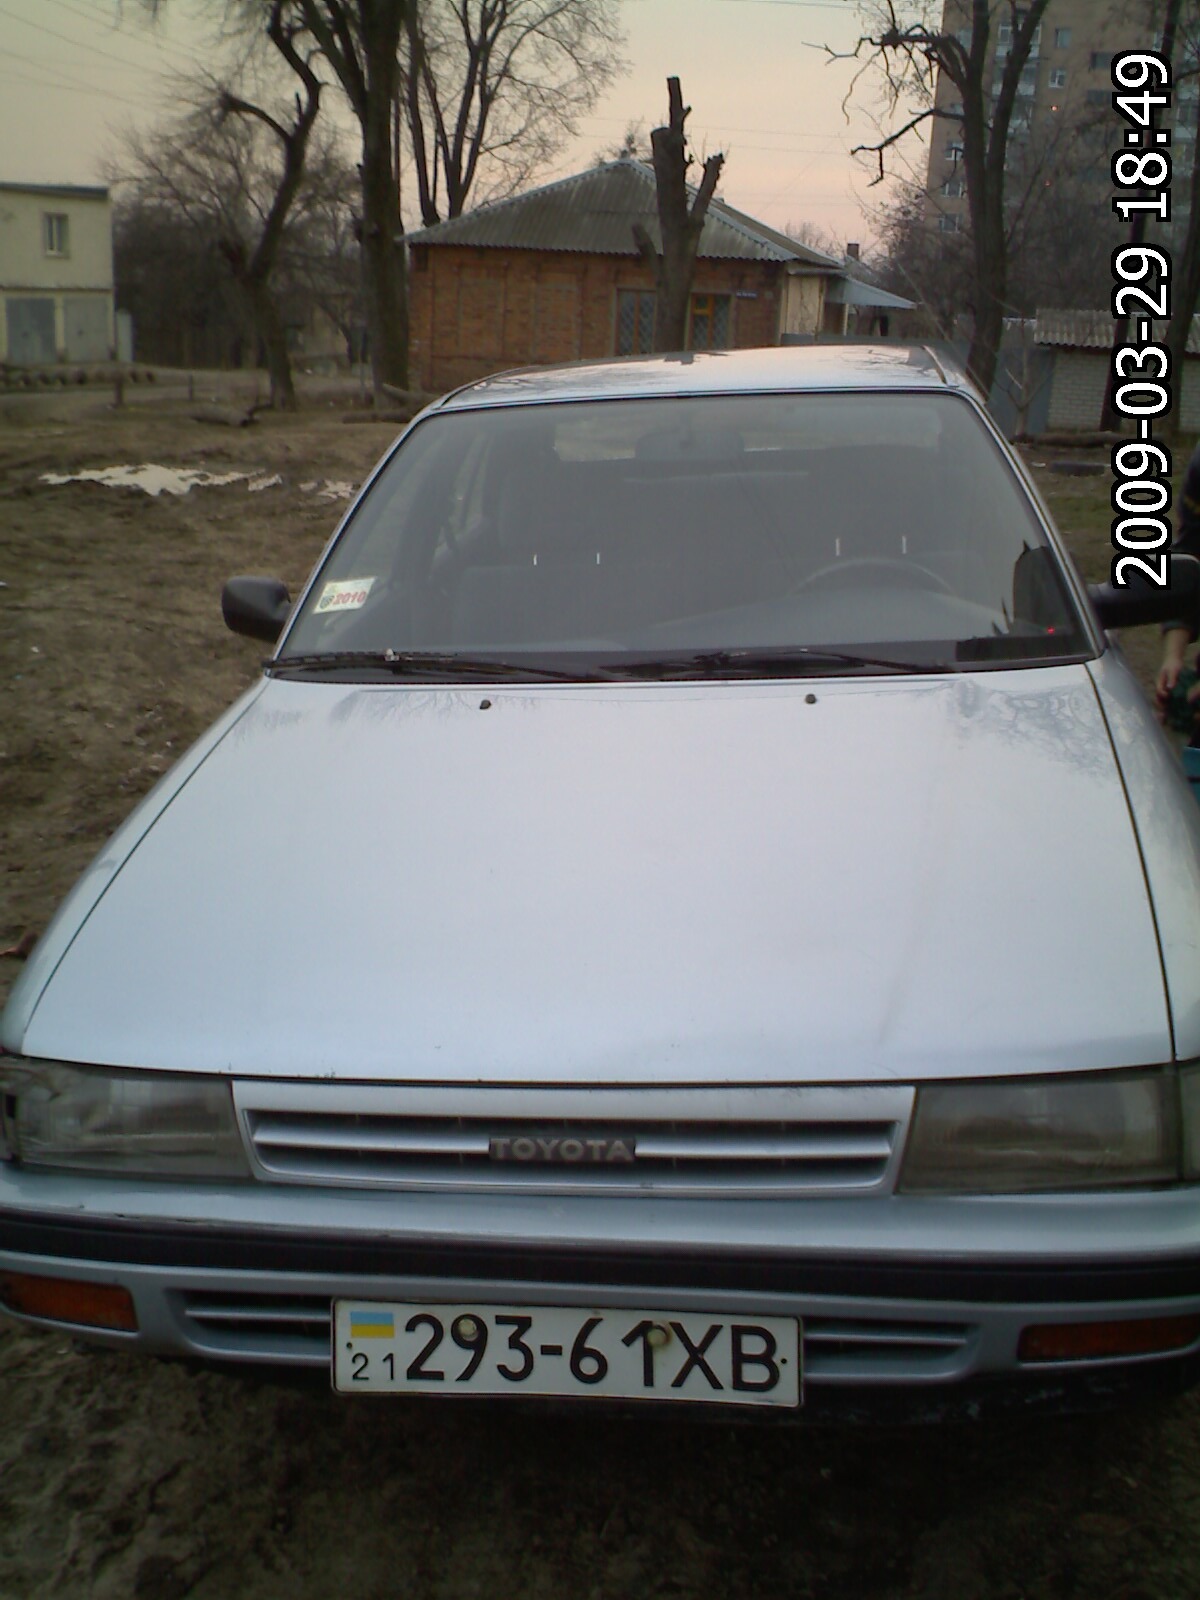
[[5, 344, 1200, 1420]]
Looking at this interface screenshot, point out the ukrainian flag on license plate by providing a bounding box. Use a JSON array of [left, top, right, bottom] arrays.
[[350, 1309, 395, 1339]]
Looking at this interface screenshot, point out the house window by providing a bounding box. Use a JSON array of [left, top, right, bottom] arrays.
[[947, 141, 964, 162], [688, 294, 731, 351], [1054, 27, 1071, 49], [616, 289, 732, 354], [43, 213, 69, 257], [1049, 68, 1067, 88], [938, 214, 962, 234], [944, 179, 965, 198], [1090, 52, 1115, 73], [616, 289, 655, 355]]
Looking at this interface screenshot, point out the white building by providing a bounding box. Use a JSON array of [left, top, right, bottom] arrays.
[[0, 182, 115, 365]]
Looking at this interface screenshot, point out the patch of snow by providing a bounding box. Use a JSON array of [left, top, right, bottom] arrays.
[[40, 465, 358, 500], [41, 464, 251, 497]]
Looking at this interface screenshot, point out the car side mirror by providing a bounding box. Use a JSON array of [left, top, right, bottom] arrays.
[[1088, 554, 1200, 633], [222, 576, 292, 643]]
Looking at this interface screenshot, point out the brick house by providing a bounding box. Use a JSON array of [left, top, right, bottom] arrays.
[[404, 159, 854, 393]]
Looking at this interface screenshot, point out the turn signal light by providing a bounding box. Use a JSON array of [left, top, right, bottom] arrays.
[[0, 1273, 137, 1332], [1018, 1314, 1200, 1364]]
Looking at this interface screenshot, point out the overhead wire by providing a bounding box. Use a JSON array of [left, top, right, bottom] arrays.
[[39, 0, 207, 75], [1, 45, 149, 107], [0, 1, 183, 77]]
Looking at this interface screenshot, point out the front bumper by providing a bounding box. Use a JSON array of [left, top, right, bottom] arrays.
[[4, 1166, 1200, 1417]]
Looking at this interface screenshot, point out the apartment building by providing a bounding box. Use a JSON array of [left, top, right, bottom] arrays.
[[924, 1, 1190, 236]]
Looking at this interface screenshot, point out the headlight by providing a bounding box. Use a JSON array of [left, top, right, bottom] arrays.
[[900, 1070, 1179, 1194], [0, 1060, 250, 1179]]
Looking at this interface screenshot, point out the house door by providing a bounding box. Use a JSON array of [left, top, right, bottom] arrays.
[[6, 298, 56, 365]]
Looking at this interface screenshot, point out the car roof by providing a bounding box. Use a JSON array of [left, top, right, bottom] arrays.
[[435, 344, 974, 412]]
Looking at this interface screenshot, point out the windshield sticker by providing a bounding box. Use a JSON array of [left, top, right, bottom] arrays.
[[316, 577, 375, 614]]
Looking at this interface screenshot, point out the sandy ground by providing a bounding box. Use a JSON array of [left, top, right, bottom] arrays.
[[3, 385, 1200, 1600]]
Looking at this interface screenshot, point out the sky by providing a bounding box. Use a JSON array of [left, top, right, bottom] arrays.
[[0, 0, 909, 249]]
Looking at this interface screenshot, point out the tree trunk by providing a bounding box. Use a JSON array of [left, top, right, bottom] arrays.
[[632, 78, 723, 355], [966, 190, 1007, 398], [251, 280, 296, 409], [359, 105, 409, 394], [961, 4, 1009, 402], [404, 7, 440, 226], [965, 282, 1004, 401], [296, 0, 409, 397]]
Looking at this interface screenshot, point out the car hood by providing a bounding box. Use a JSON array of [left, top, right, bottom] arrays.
[[12, 668, 1170, 1083]]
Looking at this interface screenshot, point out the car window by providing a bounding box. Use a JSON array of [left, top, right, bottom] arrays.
[[282, 392, 1089, 671]]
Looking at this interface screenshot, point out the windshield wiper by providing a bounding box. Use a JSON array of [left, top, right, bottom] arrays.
[[266, 649, 616, 682], [266, 646, 958, 683], [601, 647, 958, 680]]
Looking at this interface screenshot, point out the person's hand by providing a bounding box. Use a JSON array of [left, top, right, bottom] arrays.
[[1158, 657, 1184, 700], [1157, 630, 1191, 716]]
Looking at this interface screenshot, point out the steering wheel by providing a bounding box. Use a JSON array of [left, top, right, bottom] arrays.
[[797, 557, 955, 596]]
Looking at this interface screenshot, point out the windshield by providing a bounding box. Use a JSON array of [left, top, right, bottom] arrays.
[[280, 391, 1089, 676]]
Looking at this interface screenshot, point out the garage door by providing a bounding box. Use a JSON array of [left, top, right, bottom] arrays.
[[64, 297, 110, 362], [5, 298, 56, 365]]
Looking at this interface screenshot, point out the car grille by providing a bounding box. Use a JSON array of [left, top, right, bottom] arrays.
[[802, 1318, 975, 1380], [176, 1292, 331, 1361], [174, 1292, 975, 1381], [232, 1083, 914, 1198]]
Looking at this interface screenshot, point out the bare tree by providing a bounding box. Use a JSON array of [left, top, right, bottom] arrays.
[[592, 120, 647, 166], [782, 218, 843, 258], [840, 0, 1053, 396], [113, 64, 356, 393], [403, 0, 624, 225], [872, 181, 970, 338], [871, 89, 1134, 329], [284, 172, 365, 361], [632, 77, 724, 354], [213, 4, 324, 406], [152, 0, 411, 393], [113, 197, 246, 369], [288, 0, 409, 394]]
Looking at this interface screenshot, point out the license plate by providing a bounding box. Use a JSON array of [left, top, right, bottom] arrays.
[[332, 1301, 801, 1407]]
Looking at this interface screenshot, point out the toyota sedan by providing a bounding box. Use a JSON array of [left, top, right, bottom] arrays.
[[5, 344, 1200, 1421]]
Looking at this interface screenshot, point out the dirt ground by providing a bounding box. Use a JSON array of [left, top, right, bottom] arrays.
[[3, 383, 1200, 1600]]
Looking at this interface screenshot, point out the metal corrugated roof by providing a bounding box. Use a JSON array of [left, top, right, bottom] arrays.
[[825, 276, 915, 310], [403, 159, 843, 268], [0, 181, 108, 200], [1035, 308, 1200, 354]]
